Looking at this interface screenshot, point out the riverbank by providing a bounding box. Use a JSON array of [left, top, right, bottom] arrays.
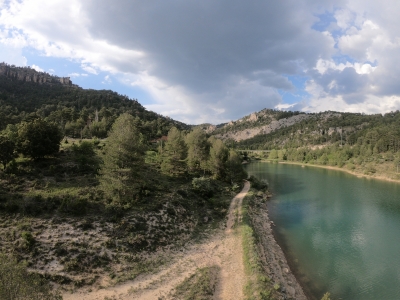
[[259, 159, 400, 184], [243, 190, 307, 300]]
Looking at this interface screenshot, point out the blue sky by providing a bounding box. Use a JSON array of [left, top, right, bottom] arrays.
[[1, 0, 400, 124]]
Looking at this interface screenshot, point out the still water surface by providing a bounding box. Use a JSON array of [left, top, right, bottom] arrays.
[[245, 162, 400, 300]]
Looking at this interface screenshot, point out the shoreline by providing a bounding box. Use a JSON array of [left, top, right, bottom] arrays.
[[267, 219, 319, 300], [246, 194, 308, 300], [246, 160, 400, 300], [259, 159, 400, 184]]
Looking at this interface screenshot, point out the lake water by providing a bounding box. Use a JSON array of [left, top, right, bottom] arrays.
[[245, 162, 400, 300]]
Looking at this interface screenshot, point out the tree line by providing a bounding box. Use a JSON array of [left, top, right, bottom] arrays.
[[100, 114, 247, 206], [0, 75, 189, 138]]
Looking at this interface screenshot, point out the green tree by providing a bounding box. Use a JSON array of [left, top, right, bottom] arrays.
[[186, 128, 209, 174], [161, 127, 187, 176], [100, 113, 146, 205], [225, 149, 247, 184], [208, 136, 228, 179], [17, 119, 62, 160], [0, 135, 16, 169], [269, 149, 278, 159]]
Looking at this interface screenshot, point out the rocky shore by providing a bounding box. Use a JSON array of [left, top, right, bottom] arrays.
[[247, 198, 308, 300]]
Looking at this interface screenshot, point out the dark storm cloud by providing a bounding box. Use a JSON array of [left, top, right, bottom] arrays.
[[310, 67, 369, 104], [81, 0, 335, 99]]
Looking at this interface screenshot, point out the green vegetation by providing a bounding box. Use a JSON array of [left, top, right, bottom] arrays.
[[212, 109, 303, 135], [235, 111, 400, 180], [321, 292, 332, 300], [241, 190, 275, 300], [17, 118, 63, 160], [100, 113, 146, 205], [171, 266, 219, 300], [0, 69, 249, 298], [0, 254, 62, 300], [0, 70, 189, 138]]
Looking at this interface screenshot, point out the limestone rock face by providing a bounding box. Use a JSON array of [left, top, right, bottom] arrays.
[[248, 112, 258, 122], [216, 113, 313, 142], [0, 62, 72, 86]]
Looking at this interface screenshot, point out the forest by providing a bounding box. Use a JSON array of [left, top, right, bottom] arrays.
[[0, 74, 248, 299], [236, 111, 400, 179]]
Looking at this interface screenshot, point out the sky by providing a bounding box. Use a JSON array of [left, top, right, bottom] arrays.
[[1, 0, 400, 124]]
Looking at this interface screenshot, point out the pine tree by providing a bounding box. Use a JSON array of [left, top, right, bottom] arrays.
[[208, 136, 228, 179], [100, 113, 146, 205], [186, 128, 209, 174], [225, 149, 247, 184], [161, 127, 187, 176]]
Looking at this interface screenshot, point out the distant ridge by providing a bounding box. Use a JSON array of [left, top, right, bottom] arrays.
[[0, 62, 74, 86]]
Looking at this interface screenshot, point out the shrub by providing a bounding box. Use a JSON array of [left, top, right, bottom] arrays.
[[248, 175, 268, 191], [21, 231, 36, 250], [59, 195, 88, 216], [192, 177, 215, 198], [0, 253, 62, 299]]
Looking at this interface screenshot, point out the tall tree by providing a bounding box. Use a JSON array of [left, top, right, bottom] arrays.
[[186, 128, 209, 174], [0, 135, 16, 169], [225, 149, 247, 184], [208, 136, 228, 179], [100, 113, 146, 205], [161, 127, 187, 176]]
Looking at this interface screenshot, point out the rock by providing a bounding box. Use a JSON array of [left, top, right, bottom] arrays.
[[287, 286, 295, 297], [0, 62, 73, 86]]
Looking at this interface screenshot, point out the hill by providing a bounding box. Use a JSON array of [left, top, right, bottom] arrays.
[[0, 64, 253, 298], [209, 108, 400, 180], [0, 62, 189, 139]]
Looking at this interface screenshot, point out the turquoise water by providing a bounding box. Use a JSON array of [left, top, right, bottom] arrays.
[[245, 162, 400, 300]]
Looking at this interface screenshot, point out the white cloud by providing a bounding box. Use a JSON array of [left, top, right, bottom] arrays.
[[0, 43, 27, 66], [68, 72, 88, 77], [31, 64, 43, 72], [102, 75, 111, 84], [80, 64, 98, 75], [1, 0, 400, 122]]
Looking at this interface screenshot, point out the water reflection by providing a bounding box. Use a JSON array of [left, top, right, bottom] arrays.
[[245, 162, 400, 300]]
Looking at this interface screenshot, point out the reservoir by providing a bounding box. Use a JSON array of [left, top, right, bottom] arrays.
[[245, 162, 400, 300]]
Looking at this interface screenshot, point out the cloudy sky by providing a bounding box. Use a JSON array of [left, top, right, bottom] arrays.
[[1, 0, 400, 124]]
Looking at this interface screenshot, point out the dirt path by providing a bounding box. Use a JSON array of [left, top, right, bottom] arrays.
[[63, 182, 251, 300]]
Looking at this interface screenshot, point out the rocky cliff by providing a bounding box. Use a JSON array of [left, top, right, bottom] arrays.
[[0, 62, 73, 86]]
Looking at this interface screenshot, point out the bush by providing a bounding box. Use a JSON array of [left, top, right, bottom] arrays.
[[346, 163, 356, 170], [248, 175, 268, 191], [0, 253, 62, 299], [59, 195, 88, 216], [17, 118, 62, 160], [71, 141, 100, 173], [21, 231, 36, 250], [192, 177, 215, 198], [364, 163, 376, 174]]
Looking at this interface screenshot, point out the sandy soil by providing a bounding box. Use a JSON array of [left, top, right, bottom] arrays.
[[63, 182, 251, 300]]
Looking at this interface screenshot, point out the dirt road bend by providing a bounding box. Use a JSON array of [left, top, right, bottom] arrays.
[[63, 181, 251, 300]]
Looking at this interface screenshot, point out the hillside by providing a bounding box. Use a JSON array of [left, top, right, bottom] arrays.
[[0, 63, 189, 138], [0, 65, 255, 299], [210, 107, 400, 181]]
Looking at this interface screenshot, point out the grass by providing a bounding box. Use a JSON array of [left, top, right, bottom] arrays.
[[171, 265, 219, 300], [241, 190, 275, 300]]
